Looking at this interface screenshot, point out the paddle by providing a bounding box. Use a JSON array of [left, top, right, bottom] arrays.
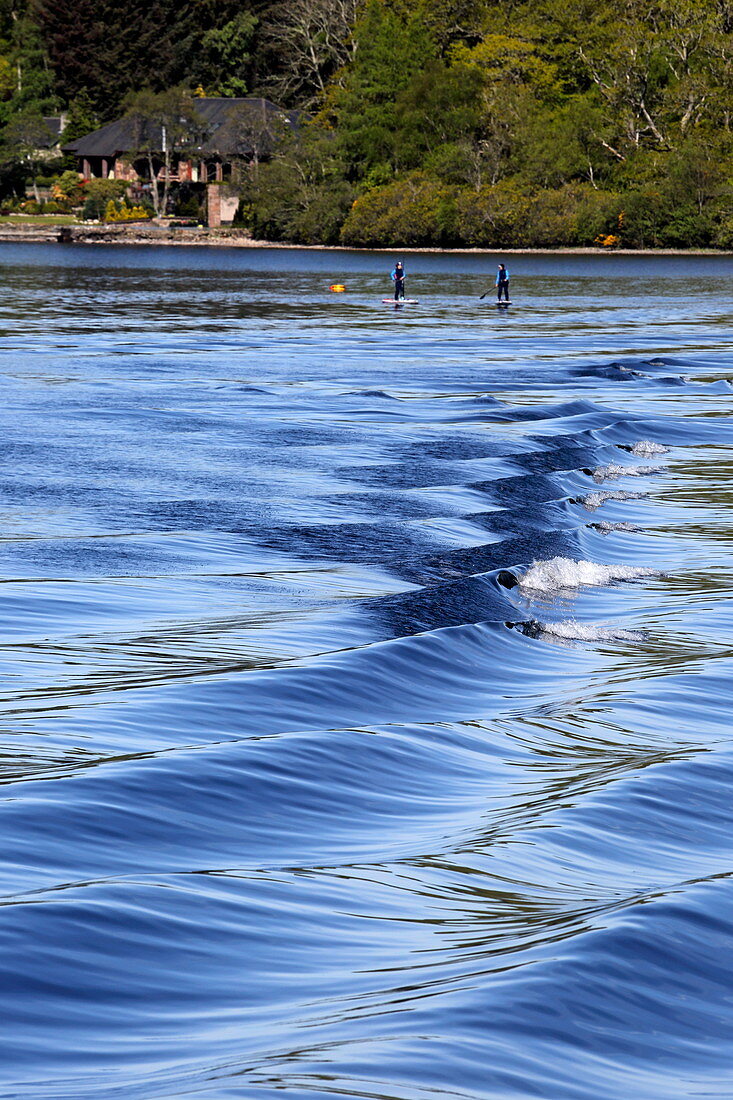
[[480, 282, 509, 300]]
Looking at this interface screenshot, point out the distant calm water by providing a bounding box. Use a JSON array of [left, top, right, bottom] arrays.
[[1, 242, 733, 1100]]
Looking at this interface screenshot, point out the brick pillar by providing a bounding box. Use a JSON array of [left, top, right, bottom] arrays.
[[207, 183, 221, 228]]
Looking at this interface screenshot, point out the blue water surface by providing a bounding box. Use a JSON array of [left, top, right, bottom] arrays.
[[1, 242, 733, 1100]]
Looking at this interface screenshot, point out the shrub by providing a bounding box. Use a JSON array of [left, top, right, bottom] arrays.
[[658, 206, 713, 248], [82, 196, 104, 220], [523, 185, 622, 247], [236, 157, 352, 243], [103, 198, 151, 222], [175, 194, 202, 219], [237, 161, 299, 241], [86, 178, 127, 204], [524, 188, 581, 247], [617, 187, 671, 249], [574, 188, 623, 245], [289, 181, 354, 244], [712, 205, 733, 250], [455, 180, 532, 248], [340, 173, 458, 247], [53, 170, 85, 204]]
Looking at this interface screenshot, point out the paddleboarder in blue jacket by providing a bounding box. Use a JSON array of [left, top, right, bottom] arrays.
[[391, 261, 405, 301], [496, 263, 510, 301]]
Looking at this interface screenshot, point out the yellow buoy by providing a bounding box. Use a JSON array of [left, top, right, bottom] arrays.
[[329, 284, 346, 292]]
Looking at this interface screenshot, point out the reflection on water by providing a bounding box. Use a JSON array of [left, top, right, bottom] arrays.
[[1, 243, 733, 1100]]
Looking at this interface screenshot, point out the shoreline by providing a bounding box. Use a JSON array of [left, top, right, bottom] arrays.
[[0, 222, 731, 255]]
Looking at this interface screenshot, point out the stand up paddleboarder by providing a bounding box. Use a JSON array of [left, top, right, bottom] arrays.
[[496, 263, 510, 302], [391, 261, 405, 301]]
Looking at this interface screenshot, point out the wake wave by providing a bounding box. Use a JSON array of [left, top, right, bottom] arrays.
[[589, 520, 641, 534], [591, 463, 658, 482], [519, 556, 657, 593], [516, 618, 647, 643], [627, 440, 669, 456], [581, 489, 647, 510]]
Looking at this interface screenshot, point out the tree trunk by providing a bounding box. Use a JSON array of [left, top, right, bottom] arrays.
[[162, 148, 171, 216], [147, 151, 161, 216]]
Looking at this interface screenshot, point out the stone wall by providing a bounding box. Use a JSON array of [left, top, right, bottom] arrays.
[[206, 184, 240, 227]]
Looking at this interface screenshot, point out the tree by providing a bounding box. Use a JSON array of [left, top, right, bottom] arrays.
[[333, 0, 439, 176], [0, 0, 55, 121], [33, 0, 125, 118], [122, 87, 204, 216], [58, 90, 98, 167], [262, 0, 359, 106], [210, 100, 291, 174], [200, 10, 258, 96], [512, 96, 616, 188], [393, 61, 484, 168], [0, 107, 57, 197], [238, 122, 354, 243], [33, 0, 252, 119], [60, 91, 98, 144]]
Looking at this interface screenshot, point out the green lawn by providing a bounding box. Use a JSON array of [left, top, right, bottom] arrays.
[[0, 215, 78, 225]]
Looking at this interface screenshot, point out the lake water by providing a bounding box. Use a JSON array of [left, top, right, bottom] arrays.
[[2, 242, 733, 1100]]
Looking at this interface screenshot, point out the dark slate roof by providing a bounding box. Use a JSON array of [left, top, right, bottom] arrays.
[[62, 116, 134, 157], [62, 98, 293, 159], [196, 99, 294, 157]]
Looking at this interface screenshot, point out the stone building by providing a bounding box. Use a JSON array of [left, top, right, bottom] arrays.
[[62, 97, 293, 226]]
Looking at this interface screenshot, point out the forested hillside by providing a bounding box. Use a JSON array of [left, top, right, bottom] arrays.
[[4, 0, 733, 247]]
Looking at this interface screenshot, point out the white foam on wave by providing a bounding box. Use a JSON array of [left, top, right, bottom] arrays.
[[519, 556, 656, 593], [537, 619, 646, 643], [591, 520, 640, 534], [630, 440, 669, 456], [581, 489, 646, 511], [592, 463, 657, 483]]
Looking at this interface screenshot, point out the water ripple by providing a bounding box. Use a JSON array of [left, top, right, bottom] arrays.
[[0, 246, 732, 1099]]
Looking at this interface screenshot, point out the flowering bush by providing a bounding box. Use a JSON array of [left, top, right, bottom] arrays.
[[52, 171, 86, 205], [103, 199, 152, 222], [595, 233, 620, 248]]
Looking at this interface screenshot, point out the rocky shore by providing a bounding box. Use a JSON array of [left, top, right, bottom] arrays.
[[0, 222, 265, 246], [0, 221, 729, 255]]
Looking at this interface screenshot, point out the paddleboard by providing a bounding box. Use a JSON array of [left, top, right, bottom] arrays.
[[495, 300, 512, 305], [382, 298, 419, 304]]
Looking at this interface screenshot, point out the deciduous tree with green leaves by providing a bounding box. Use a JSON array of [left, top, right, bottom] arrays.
[[122, 87, 204, 217]]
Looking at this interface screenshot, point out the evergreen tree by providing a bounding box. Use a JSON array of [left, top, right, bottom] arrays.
[[0, 0, 55, 122], [33, 0, 253, 119], [334, 0, 439, 177]]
